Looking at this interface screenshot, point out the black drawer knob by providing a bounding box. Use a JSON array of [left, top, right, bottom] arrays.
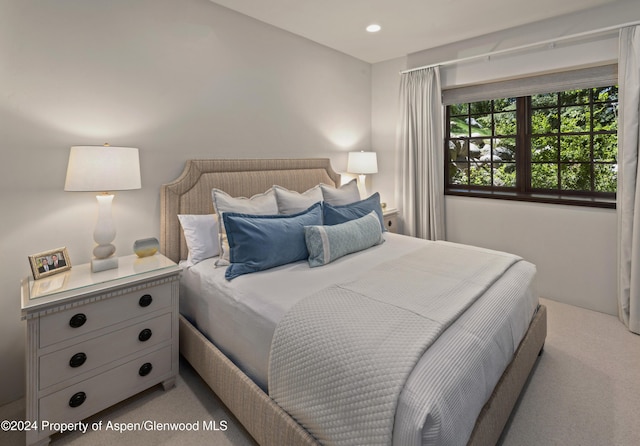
[[138, 362, 153, 376], [69, 352, 87, 368], [69, 391, 86, 408], [138, 294, 153, 307], [69, 313, 87, 328], [138, 328, 152, 342]]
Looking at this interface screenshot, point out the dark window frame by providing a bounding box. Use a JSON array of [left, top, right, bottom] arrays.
[[445, 88, 618, 209]]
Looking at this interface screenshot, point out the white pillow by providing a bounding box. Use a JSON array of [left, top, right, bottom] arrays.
[[320, 178, 360, 205], [273, 184, 323, 214], [211, 188, 278, 266], [177, 214, 219, 266]]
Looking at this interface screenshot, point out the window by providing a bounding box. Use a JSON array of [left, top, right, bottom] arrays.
[[444, 67, 618, 208]]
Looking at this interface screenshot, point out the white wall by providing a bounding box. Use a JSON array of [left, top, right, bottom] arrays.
[[371, 56, 407, 209], [445, 197, 618, 316], [0, 0, 371, 405], [372, 1, 640, 319]]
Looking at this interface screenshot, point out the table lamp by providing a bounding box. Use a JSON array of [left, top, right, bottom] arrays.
[[64, 145, 141, 272], [347, 151, 378, 198]]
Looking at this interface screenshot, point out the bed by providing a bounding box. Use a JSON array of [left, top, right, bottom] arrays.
[[160, 158, 547, 446]]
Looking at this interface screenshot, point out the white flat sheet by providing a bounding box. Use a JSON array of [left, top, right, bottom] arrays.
[[179, 233, 538, 445]]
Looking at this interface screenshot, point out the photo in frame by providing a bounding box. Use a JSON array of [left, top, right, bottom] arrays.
[[29, 247, 71, 280]]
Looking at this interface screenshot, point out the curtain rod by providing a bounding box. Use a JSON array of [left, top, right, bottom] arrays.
[[401, 20, 640, 74]]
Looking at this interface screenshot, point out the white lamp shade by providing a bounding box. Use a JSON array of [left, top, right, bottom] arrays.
[[64, 146, 141, 192], [347, 151, 378, 174]]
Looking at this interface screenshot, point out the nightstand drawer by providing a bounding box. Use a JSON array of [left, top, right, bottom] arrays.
[[39, 312, 172, 390], [383, 209, 398, 234], [385, 215, 397, 233], [39, 283, 172, 348], [39, 345, 172, 425]]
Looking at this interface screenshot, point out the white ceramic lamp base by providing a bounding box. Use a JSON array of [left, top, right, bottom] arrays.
[[92, 193, 118, 273], [91, 257, 119, 273], [357, 174, 369, 199]]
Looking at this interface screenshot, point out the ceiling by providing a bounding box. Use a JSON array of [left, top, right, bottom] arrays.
[[211, 0, 620, 63]]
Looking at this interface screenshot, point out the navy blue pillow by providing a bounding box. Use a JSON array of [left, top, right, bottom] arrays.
[[322, 193, 385, 232], [223, 202, 323, 280]]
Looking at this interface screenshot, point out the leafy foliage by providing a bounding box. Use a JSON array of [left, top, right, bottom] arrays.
[[447, 86, 618, 195]]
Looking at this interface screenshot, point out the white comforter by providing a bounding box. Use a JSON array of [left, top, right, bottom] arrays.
[[179, 234, 538, 445], [269, 242, 520, 445]]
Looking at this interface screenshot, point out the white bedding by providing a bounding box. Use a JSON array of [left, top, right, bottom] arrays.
[[179, 233, 538, 445]]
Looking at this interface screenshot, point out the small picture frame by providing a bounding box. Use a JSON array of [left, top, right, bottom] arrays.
[[29, 247, 71, 280]]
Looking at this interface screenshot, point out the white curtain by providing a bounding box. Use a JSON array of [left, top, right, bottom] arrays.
[[617, 25, 640, 334], [396, 67, 445, 240]]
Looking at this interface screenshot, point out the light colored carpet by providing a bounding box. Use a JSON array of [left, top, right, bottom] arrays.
[[2, 298, 639, 446], [498, 298, 640, 446]]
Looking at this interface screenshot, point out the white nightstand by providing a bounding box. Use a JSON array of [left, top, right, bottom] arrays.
[[383, 208, 398, 234], [21, 254, 181, 446]]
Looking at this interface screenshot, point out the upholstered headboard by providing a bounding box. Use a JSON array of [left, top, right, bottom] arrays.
[[160, 158, 341, 263]]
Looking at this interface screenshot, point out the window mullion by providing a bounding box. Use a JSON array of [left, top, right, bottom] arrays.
[[444, 106, 450, 190], [516, 97, 529, 193], [556, 130, 562, 192], [589, 90, 595, 193]]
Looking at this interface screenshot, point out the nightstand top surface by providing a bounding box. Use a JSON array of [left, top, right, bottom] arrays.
[[21, 254, 179, 313]]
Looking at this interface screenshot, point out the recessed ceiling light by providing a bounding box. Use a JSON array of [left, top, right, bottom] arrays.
[[366, 24, 381, 33]]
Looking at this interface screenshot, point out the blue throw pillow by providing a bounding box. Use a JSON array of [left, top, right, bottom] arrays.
[[322, 192, 385, 231], [305, 211, 384, 267], [223, 202, 323, 280]]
